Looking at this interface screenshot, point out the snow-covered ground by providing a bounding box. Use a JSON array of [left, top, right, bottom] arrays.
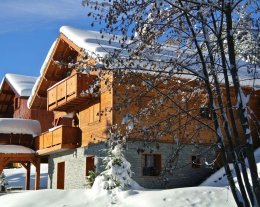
[[0, 186, 236, 207], [0, 148, 259, 207], [201, 148, 260, 187]]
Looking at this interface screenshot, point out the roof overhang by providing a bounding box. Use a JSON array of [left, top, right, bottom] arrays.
[[28, 34, 86, 110]]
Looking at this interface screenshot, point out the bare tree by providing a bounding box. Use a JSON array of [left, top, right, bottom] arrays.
[[82, 0, 260, 206]]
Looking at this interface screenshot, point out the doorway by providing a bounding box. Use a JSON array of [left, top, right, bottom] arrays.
[[57, 162, 65, 189]]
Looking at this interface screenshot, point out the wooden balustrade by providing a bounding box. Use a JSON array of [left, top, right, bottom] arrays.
[[35, 125, 81, 155], [47, 73, 97, 112]]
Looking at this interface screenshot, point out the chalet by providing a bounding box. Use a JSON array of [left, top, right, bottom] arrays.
[[0, 73, 53, 132], [0, 73, 53, 190], [24, 26, 260, 189]]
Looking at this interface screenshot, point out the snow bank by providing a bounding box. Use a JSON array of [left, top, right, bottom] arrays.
[[0, 118, 41, 137], [0, 145, 35, 154], [200, 147, 260, 187], [0, 74, 37, 97], [0, 186, 236, 207], [4, 164, 48, 189]]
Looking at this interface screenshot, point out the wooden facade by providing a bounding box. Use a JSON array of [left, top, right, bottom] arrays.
[[0, 75, 54, 133], [29, 31, 260, 157], [0, 74, 53, 190]]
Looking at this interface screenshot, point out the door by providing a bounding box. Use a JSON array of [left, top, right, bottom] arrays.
[[57, 162, 65, 189], [86, 156, 95, 176]]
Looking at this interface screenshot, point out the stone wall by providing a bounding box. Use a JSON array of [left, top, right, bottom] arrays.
[[48, 141, 216, 189], [124, 141, 216, 188]]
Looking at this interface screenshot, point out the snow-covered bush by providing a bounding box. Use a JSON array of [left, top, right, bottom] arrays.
[[100, 143, 133, 190], [90, 126, 140, 191], [85, 170, 99, 188]]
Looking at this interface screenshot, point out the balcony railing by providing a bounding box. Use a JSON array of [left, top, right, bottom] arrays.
[[35, 125, 81, 155], [47, 73, 97, 112]]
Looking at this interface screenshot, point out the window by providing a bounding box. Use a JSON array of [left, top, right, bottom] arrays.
[[191, 155, 201, 168], [86, 156, 95, 176], [142, 154, 161, 176], [14, 97, 20, 110]]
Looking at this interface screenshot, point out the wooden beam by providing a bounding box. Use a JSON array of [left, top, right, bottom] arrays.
[[0, 157, 9, 175], [44, 75, 61, 82], [0, 153, 36, 159], [36, 93, 47, 100], [0, 162, 4, 175], [22, 162, 31, 190], [34, 159, 41, 190]]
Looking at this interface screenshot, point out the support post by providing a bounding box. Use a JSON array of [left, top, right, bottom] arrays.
[[21, 162, 31, 190], [0, 164, 4, 175], [25, 162, 31, 190], [34, 159, 40, 190]]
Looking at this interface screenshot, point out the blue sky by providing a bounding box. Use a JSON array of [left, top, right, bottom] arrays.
[[0, 0, 98, 80]]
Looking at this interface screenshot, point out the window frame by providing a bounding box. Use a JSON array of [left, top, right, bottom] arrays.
[[141, 153, 162, 177]]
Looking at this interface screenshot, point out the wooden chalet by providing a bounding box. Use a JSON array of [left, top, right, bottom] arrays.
[[0, 73, 53, 132], [26, 26, 260, 189], [0, 74, 53, 190]]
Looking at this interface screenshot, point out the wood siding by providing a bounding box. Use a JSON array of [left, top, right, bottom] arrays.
[[112, 72, 260, 147], [79, 73, 113, 146], [12, 96, 54, 133], [13, 97, 31, 119], [0, 133, 34, 149]]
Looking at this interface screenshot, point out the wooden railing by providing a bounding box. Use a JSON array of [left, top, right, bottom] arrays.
[[35, 125, 81, 155], [47, 73, 97, 112]]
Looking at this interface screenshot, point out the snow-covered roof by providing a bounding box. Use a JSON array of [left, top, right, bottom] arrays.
[[0, 118, 41, 137], [0, 145, 35, 154], [60, 26, 260, 89], [0, 73, 37, 97], [28, 26, 260, 109], [60, 26, 125, 59]]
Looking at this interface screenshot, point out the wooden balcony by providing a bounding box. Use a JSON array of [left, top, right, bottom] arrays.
[[47, 73, 97, 112], [35, 125, 81, 155]]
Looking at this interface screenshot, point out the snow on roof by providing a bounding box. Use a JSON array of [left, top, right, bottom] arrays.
[[60, 26, 125, 59], [0, 118, 41, 137], [60, 26, 260, 89], [27, 26, 260, 110], [0, 145, 35, 154], [0, 73, 37, 97]]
